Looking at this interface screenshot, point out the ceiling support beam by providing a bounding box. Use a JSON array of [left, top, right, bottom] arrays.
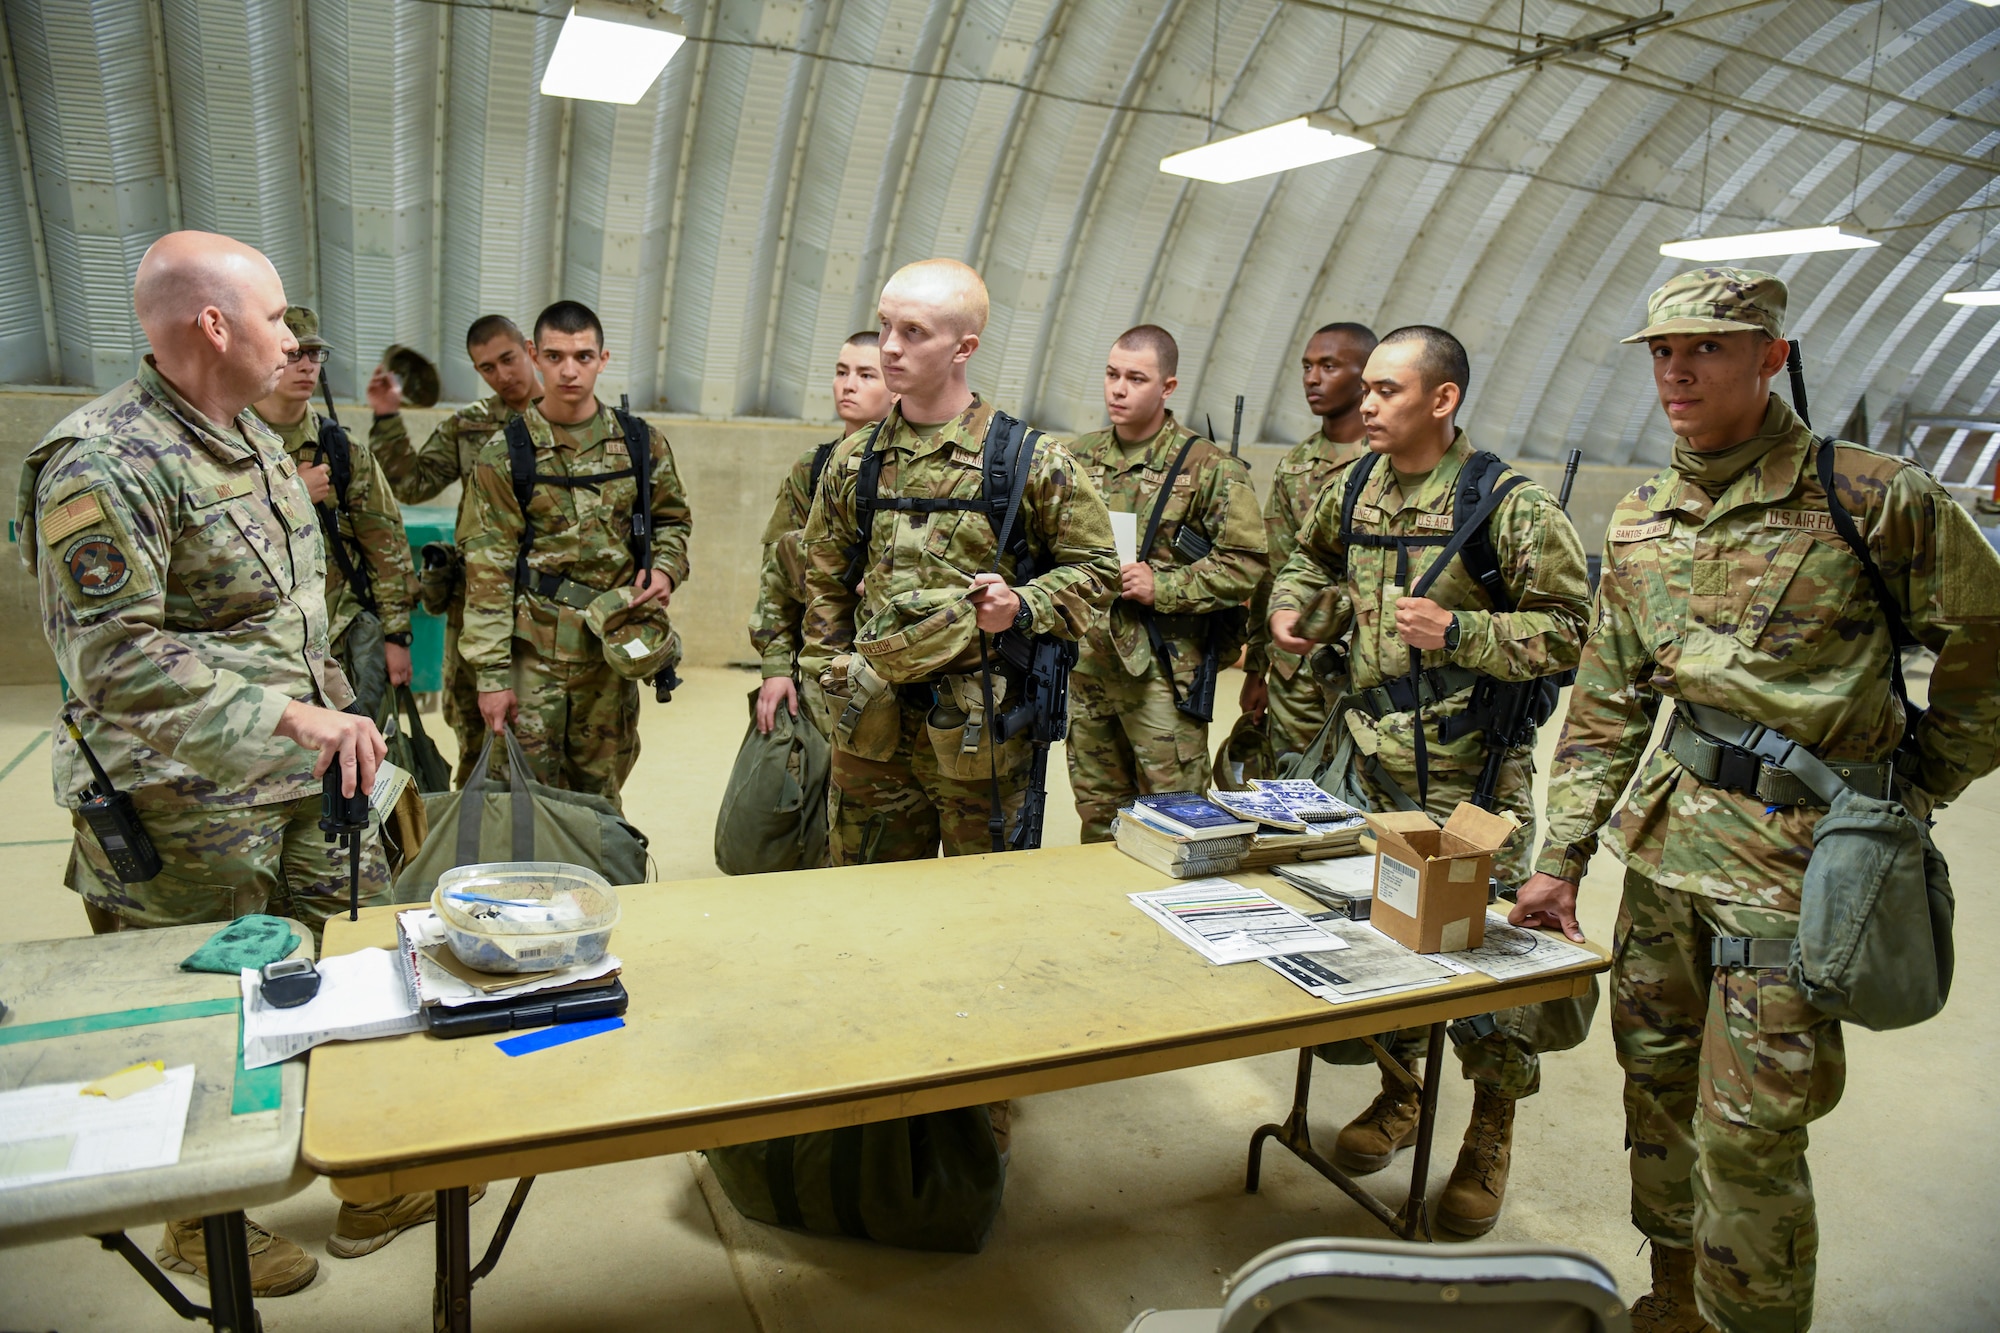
[[652, 0, 718, 409], [0, 5, 56, 378], [291, 0, 320, 306], [144, 0, 181, 230], [428, 1, 452, 359], [757, 0, 845, 414], [967, 0, 1073, 278]]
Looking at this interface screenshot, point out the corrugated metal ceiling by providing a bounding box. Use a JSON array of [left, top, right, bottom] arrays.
[[0, 0, 1993, 468]]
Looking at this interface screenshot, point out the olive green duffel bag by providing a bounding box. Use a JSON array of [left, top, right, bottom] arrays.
[[704, 1107, 1006, 1253]]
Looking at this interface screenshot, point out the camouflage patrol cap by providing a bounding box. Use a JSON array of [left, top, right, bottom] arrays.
[[1623, 268, 1786, 343], [856, 586, 981, 684], [583, 586, 681, 681], [283, 306, 331, 351], [382, 343, 441, 408]]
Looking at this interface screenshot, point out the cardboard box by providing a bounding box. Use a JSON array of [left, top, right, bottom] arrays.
[[1363, 803, 1519, 953]]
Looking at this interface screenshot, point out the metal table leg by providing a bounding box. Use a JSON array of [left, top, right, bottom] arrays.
[[201, 1211, 260, 1332], [1245, 1022, 1449, 1242], [431, 1178, 537, 1333]]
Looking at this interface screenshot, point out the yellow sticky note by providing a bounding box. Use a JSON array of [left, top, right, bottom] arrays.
[[81, 1059, 165, 1100]]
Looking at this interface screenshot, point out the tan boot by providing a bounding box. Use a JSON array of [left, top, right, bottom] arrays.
[[1436, 1083, 1514, 1237], [155, 1216, 318, 1297], [328, 1184, 487, 1259], [1629, 1243, 1716, 1333], [1332, 1070, 1422, 1175]]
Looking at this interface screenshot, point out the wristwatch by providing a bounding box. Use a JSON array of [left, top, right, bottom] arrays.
[[384, 631, 413, 647], [1442, 614, 1461, 654], [1011, 600, 1035, 634]]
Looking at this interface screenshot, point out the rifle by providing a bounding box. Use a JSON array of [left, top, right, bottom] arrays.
[[313, 373, 377, 613], [992, 633, 1078, 851], [1786, 339, 1812, 429], [621, 394, 680, 704], [1468, 447, 1583, 813], [1230, 394, 1245, 467]]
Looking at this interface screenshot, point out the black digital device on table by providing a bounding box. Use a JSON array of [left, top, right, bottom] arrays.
[[260, 957, 322, 1008], [425, 978, 629, 1039]]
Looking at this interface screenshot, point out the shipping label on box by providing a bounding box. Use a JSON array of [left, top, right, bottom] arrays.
[[1364, 803, 1519, 954]]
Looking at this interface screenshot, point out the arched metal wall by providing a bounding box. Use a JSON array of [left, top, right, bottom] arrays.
[[0, 0, 1992, 466]]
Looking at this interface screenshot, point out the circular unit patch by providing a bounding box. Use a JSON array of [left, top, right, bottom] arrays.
[[64, 533, 132, 598]]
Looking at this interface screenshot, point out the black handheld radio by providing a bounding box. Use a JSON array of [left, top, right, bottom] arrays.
[[66, 717, 163, 883]]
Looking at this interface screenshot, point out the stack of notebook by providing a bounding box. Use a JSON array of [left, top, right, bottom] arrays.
[[1113, 791, 1255, 877], [1207, 780, 1369, 869]]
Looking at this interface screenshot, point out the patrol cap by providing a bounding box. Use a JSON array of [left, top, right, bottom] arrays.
[[382, 343, 441, 408], [583, 586, 681, 681], [284, 306, 332, 351], [1623, 268, 1787, 343], [856, 586, 981, 684]]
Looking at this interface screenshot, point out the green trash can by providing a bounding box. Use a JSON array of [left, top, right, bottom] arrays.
[[401, 504, 455, 695]]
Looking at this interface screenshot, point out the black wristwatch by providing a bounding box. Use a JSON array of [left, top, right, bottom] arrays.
[[1442, 615, 1461, 654], [384, 631, 413, 647], [1011, 601, 1035, 634]]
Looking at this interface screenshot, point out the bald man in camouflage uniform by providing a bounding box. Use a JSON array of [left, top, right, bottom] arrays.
[[1243, 323, 1376, 758], [368, 315, 543, 779], [1514, 269, 2000, 1333], [801, 259, 1118, 864], [252, 307, 416, 724], [1067, 325, 1266, 841], [1270, 325, 1593, 1239]]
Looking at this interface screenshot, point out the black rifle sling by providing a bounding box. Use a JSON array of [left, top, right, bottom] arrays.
[[1135, 434, 1203, 709], [808, 439, 837, 500], [1814, 436, 1923, 751], [311, 417, 378, 616], [504, 413, 643, 596]]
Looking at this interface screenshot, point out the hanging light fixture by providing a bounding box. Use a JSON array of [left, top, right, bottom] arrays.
[[1659, 226, 1881, 261], [541, 2, 687, 104], [1160, 115, 1376, 184]]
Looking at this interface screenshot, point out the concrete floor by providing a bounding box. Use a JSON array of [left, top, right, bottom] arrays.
[[1, 669, 1995, 1331]]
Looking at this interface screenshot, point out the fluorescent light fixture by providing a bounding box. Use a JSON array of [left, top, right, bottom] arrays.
[[1942, 289, 2000, 306], [1659, 225, 1880, 261], [1160, 115, 1375, 184], [541, 2, 686, 104]]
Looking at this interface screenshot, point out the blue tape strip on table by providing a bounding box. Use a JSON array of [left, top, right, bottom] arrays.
[[496, 1016, 624, 1056]]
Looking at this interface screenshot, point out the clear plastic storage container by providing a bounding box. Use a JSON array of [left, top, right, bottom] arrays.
[[431, 862, 620, 974]]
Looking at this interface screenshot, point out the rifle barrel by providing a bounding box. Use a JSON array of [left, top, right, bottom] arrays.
[[1557, 448, 1583, 511]]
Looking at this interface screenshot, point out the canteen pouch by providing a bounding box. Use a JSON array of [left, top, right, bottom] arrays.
[[819, 653, 900, 761], [1795, 787, 1953, 1031], [703, 1107, 1006, 1254], [418, 541, 461, 616], [925, 674, 1026, 783]]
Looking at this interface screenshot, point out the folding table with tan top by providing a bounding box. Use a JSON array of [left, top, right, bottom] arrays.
[[301, 843, 1607, 1331]]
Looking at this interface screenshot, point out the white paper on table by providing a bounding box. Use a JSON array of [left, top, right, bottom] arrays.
[[1436, 912, 1598, 981], [239, 947, 423, 1068], [1109, 510, 1139, 566], [0, 1064, 195, 1191], [395, 909, 621, 1008], [1130, 879, 1351, 965], [1262, 918, 1458, 1002]]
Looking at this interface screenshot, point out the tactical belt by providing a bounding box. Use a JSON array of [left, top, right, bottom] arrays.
[[1709, 936, 1796, 969], [523, 569, 613, 613], [1353, 664, 1481, 721], [1664, 700, 1891, 809]]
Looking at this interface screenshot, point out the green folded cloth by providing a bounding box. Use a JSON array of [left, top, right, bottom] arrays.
[[179, 915, 300, 974]]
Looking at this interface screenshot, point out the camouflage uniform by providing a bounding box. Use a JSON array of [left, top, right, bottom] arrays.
[[18, 360, 388, 943], [460, 400, 692, 803], [750, 439, 839, 682], [800, 398, 1118, 864], [1247, 430, 1369, 757], [1540, 288, 2000, 1330], [1271, 432, 1594, 1098], [254, 404, 416, 719], [1067, 412, 1266, 842], [370, 396, 519, 781]]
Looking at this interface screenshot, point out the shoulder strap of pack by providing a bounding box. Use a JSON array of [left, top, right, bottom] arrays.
[[1815, 436, 1920, 741], [505, 415, 538, 593], [983, 410, 1041, 576], [1334, 451, 1381, 578], [841, 418, 889, 589], [809, 439, 837, 499], [1446, 451, 1518, 612], [613, 405, 652, 574], [1410, 456, 1528, 601]]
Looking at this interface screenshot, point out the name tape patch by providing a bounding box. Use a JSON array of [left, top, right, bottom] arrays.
[[1764, 509, 1837, 534], [1352, 504, 1384, 525], [1414, 512, 1455, 532], [1610, 519, 1673, 542]]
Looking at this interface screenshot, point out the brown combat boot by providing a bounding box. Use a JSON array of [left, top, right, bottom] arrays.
[[1332, 1070, 1422, 1174], [156, 1216, 317, 1297], [1629, 1242, 1716, 1333], [1436, 1083, 1514, 1237]]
